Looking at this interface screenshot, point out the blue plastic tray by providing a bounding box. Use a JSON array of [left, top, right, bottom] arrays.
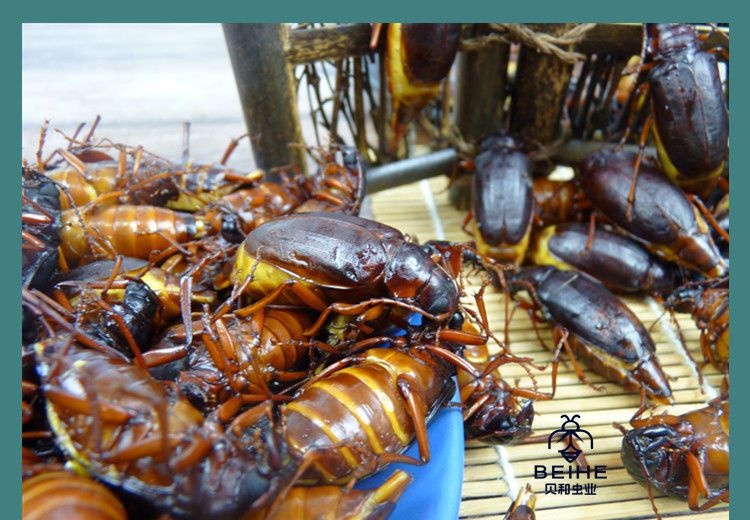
[[356, 385, 464, 520]]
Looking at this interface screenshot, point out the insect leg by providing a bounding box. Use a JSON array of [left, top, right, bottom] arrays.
[[396, 375, 430, 464]]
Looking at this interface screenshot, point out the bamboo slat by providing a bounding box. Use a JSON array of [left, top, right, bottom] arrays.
[[370, 177, 728, 519]]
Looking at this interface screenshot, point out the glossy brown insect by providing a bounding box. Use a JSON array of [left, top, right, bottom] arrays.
[[146, 308, 314, 414], [380, 23, 461, 155], [59, 204, 207, 266], [231, 345, 456, 484], [45, 148, 180, 210], [618, 399, 728, 517], [634, 24, 729, 198], [22, 169, 62, 292], [203, 146, 365, 240], [22, 471, 127, 520], [504, 483, 537, 520], [166, 163, 265, 212], [466, 135, 534, 265], [531, 178, 589, 228], [231, 212, 486, 346], [54, 258, 216, 326], [509, 265, 673, 404], [201, 180, 306, 238], [529, 222, 682, 297], [293, 146, 366, 215], [34, 338, 300, 519], [579, 150, 727, 278], [666, 279, 729, 371], [458, 334, 537, 445], [247, 470, 412, 520]]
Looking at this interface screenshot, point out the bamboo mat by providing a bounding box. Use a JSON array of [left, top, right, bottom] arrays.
[[369, 177, 728, 520]]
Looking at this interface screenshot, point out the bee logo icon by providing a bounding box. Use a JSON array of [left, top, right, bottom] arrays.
[[548, 414, 593, 463]]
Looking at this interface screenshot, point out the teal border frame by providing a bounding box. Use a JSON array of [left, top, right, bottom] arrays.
[[6, 4, 739, 518]]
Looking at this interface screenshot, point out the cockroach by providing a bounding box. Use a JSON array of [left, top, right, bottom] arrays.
[[54, 258, 216, 325], [23, 280, 157, 366], [529, 222, 682, 297], [509, 266, 673, 404], [201, 180, 306, 238], [22, 351, 65, 480], [293, 146, 366, 216], [232, 345, 457, 484], [45, 167, 101, 210], [230, 212, 487, 346], [504, 484, 537, 520], [458, 337, 537, 445], [22, 471, 128, 520], [633, 24, 729, 198], [617, 399, 728, 517], [579, 150, 727, 278], [146, 308, 314, 414], [531, 178, 589, 228], [22, 168, 62, 291], [83, 279, 159, 358], [465, 135, 534, 265], [379, 23, 461, 155], [246, 470, 412, 520], [166, 163, 265, 212], [59, 204, 207, 266], [46, 150, 180, 209], [204, 146, 365, 239], [666, 279, 729, 371], [34, 338, 300, 519]]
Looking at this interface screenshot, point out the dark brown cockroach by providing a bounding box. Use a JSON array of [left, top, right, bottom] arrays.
[[634, 24, 729, 198], [531, 178, 589, 228], [54, 258, 216, 326], [666, 279, 729, 371], [34, 338, 300, 519], [617, 399, 728, 517], [293, 146, 366, 216], [22, 168, 62, 292], [23, 279, 158, 365], [201, 180, 306, 238], [166, 163, 265, 212], [203, 146, 365, 240], [22, 350, 66, 480], [246, 470, 412, 520], [381, 23, 461, 155], [59, 204, 208, 266], [22, 470, 128, 520], [231, 212, 487, 346], [146, 308, 314, 414], [466, 135, 534, 265], [509, 266, 673, 404], [458, 333, 537, 445], [504, 484, 537, 520], [529, 222, 682, 297], [579, 150, 727, 278], [45, 148, 180, 210], [232, 345, 457, 484]]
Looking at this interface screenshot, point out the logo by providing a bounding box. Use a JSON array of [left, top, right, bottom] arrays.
[[548, 414, 593, 463], [533, 414, 606, 497]]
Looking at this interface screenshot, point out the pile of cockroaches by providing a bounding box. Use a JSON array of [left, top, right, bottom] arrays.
[[21, 22, 728, 520]]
